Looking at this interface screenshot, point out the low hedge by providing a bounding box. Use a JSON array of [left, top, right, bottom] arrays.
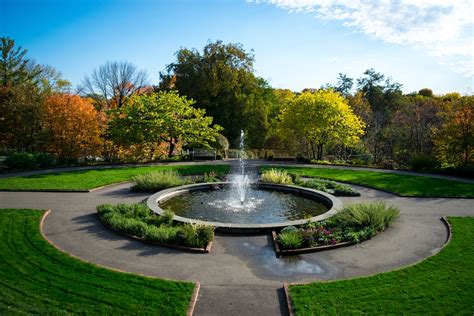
[[97, 203, 214, 249]]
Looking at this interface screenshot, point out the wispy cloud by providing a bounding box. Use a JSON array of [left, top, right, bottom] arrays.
[[249, 0, 473, 76]]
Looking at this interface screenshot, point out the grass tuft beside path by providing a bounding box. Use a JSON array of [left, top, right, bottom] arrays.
[[0, 164, 230, 191], [0, 209, 195, 315], [289, 217, 474, 315], [261, 166, 474, 198]]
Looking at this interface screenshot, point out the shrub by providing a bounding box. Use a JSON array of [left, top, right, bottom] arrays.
[[329, 202, 400, 232], [260, 169, 293, 184], [4, 152, 37, 169], [131, 170, 188, 192], [410, 155, 438, 171], [35, 153, 56, 168], [144, 225, 180, 243], [203, 171, 219, 183], [277, 230, 304, 249], [300, 178, 360, 196], [97, 203, 215, 249]]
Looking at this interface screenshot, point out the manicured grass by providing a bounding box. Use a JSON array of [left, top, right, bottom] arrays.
[[0, 209, 195, 315], [289, 217, 474, 315], [0, 164, 230, 191], [261, 166, 474, 197]]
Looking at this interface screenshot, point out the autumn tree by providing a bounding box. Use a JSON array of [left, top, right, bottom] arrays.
[[108, 91, 222, 158], [42, 94, 102, 159], [277, 90, 365, 160], [434, 96, 473, 166]]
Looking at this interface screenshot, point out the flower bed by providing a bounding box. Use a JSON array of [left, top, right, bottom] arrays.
[[97, 203, 214, 253], [272, 202, 399, 257]]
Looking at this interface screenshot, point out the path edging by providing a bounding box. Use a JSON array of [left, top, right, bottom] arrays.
[[39, 209, 200, 316], [282, 216, 454, 314]]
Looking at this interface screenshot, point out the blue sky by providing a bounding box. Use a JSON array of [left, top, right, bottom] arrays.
[[1, 0, 472, 94]]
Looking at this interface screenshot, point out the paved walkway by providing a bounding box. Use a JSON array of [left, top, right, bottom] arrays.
[[0, 161, 473, 315]]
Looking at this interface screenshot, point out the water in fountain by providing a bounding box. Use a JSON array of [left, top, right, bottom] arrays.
[[235, 129, 249, 203]]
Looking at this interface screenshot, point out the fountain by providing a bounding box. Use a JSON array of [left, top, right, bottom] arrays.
[[233, 130, 249, 204], [147, 130, 343, 232]]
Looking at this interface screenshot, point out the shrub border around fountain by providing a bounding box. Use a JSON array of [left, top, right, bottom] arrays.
[[146, 182, 343, 233]]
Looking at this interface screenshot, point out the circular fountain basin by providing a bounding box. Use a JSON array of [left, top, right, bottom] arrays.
[[147, 182, 343, 232]]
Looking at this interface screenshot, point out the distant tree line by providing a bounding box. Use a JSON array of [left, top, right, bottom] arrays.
[[0, 37, 472, 174]]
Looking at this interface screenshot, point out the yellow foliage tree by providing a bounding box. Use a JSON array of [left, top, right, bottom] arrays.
[[278, 90, 365, 160], [42, 94, 102, 159]]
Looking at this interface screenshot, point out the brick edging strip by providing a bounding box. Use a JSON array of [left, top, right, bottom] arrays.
[[283, 283, 294, 316], [187, 282, 200, 316]]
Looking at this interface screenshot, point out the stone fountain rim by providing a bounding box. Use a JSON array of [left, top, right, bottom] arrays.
[[146, 182, 344, 231]]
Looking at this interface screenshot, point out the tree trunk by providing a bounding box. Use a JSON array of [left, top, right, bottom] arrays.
[[168, 137, 176, 158]]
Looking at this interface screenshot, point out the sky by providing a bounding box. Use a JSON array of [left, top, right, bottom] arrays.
[[1, 0, 473, 94]]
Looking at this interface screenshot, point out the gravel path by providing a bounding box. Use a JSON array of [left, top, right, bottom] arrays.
[[0, 160, 473, 315]]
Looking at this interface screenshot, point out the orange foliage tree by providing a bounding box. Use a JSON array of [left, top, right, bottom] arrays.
[[42, 94, 102, 159]]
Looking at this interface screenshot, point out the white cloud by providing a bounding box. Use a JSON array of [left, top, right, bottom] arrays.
[[249, 0, 474, 77]]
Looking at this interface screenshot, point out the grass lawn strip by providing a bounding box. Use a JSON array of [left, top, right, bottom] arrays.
[[0, 164, 230, 191], [261, 166, 474, 198], [0, 209, 195, 315], [288, 217, 474, 315]]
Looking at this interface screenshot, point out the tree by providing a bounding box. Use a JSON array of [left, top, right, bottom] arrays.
[[0, 37, 41, 87], [159, 40, 271, 146], [434, 96, 473, 165], [0, 84, 43, 151], [82, 61, 148, 110], [108, 91, 222, 158], [335, 73, 353, 97], [389, 95, 441, 162], [42, 94, 102, 159], [418, 88, 434, 97], [277, 90, 365, 160]]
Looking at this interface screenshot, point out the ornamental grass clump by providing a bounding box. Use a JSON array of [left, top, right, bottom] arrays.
[[277, 230, 304, 249], [329, 202, 400, 232], [261, 169, 293, 185], [131, 170, 189, 192]]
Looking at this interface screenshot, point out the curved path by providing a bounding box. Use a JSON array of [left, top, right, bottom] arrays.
[[1, 161, 473, 315]]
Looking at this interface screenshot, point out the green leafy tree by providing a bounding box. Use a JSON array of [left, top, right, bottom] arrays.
[[159, 40, 271, 147], [108, 91, 222, 158], [0, 37, 41, 87], [277, 90, 365, 160]]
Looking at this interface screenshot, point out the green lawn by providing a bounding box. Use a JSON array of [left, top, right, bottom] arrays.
[[289, 217, 474, 315], [0, 164, 230, 191], [261, 166, 474, 197], [0, 209, 195, 315]]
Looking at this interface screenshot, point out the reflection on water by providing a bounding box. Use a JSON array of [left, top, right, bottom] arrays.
[[160, 187, 328, 224]]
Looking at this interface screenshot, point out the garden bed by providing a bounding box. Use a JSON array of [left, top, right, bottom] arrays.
[[272, 231, 353, 257], [97, 203, 215, 253], [271, 202, 400, 257], [100, 219, 212, 253]]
